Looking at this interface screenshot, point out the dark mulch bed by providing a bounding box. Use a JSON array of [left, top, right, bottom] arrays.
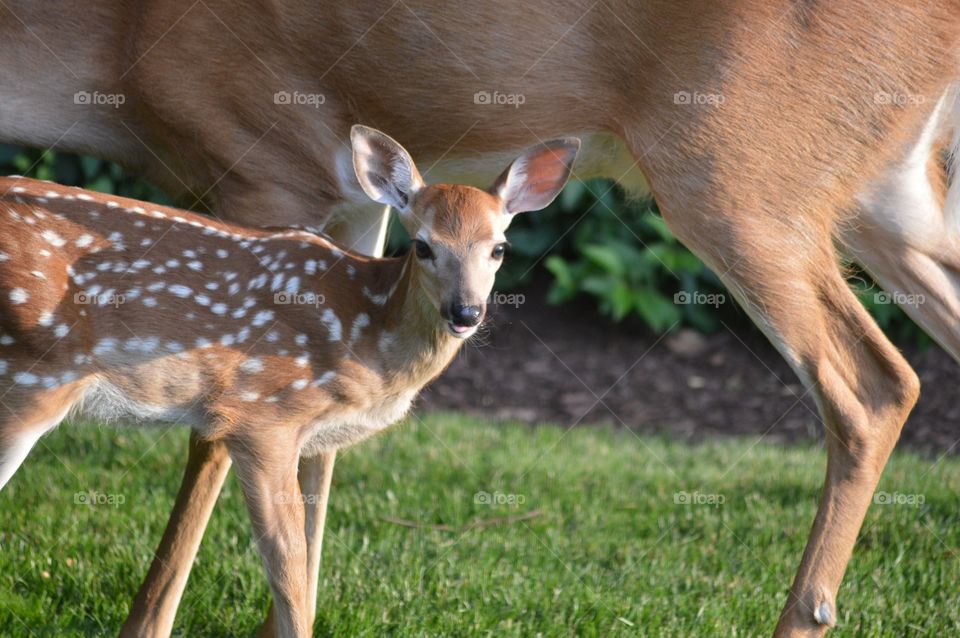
[[419, 285, 960, 455]]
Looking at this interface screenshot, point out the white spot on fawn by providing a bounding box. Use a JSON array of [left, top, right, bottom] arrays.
[[41, 230, 66, 248], [251, 310, 274, 327], [240, 358, 265, 374], [312, 371, 336, 386], [349, 313, 370, 345], [9, 288, 28, 304], [363, 286, 389, 306], [321, 309, 342, 342], [14, 371, 38, 385]]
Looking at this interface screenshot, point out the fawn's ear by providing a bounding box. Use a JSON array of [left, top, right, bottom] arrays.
[[492, 138, 580, 215], [350, 125, 424, 212]]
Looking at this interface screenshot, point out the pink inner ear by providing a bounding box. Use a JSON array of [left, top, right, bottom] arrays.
[[506, 146, 574, 213]]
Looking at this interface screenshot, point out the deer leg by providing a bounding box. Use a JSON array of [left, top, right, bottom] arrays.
[[0, 385, 83, 489], [844, 98, 960, 361], [257, 452, 335, 637], [258, 202, 389, 638], [661, 205, 919, 637], [0, 420, 52, 489], [228, 435, 310, 638], [120, 433, 232, 638]]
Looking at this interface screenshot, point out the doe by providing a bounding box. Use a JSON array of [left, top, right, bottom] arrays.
[[0, 125, 580, 637]]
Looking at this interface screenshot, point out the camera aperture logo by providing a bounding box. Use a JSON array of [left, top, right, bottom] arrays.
[[274, 291, 326, 307], [873, 290, 925, 308], [274, 492, 324, 505], [874, 491, 924, 507], [274, 90, 326, 108], [474, 490, 526, 506], [74, 490, 125, 507], [674, 91, 725, 106], [674, 290, 725, 307], [74, 90, 126, 108], [74, 291, 125, 307], [674, 490, 725, 507], [874, 91, 925, 106], [473, 90, 525, 108]]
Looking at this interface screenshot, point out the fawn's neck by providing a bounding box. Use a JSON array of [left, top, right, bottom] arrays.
[[367, 254, 463, 391]]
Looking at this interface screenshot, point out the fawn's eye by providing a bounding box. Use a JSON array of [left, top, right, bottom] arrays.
[[491, 243, 507, 259], [413, 239, 434, 260]]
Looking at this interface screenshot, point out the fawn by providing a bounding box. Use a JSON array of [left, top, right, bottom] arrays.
[[0, 125, 580, 637]]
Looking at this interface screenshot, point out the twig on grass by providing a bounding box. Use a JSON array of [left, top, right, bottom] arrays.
[[381, 509, 543, 532]]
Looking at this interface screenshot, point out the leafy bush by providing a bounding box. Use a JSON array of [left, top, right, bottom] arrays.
[[0, 146, 926, 341], [502, 178, 927, 343], [0, 145, 172, 204]]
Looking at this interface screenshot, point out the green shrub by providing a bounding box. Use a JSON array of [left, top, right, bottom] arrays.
[[0, 144, 171, 204]]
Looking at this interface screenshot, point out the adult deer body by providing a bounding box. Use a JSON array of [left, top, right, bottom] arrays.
[[2, 2, 960, 636], [0, 127, 579, 637]]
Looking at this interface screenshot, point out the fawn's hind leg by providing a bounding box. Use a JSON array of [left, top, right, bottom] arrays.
[[0, 384, 85, 489], [119, 431, 232, 638]]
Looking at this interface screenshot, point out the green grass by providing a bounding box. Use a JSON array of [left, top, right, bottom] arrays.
[[1, 414, 958, 637]]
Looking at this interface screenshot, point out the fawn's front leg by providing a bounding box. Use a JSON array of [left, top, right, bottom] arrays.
[[228, 434, 310, 638], [257, 451, 337, 637]]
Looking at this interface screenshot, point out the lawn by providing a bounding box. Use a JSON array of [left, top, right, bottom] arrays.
[[0, 413, 958, 637]]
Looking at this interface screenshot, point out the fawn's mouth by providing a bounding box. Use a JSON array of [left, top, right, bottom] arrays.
[[446, 321, 476, 339]]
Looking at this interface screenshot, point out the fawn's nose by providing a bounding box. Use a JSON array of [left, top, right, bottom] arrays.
[[448, 303, 483, 327]]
